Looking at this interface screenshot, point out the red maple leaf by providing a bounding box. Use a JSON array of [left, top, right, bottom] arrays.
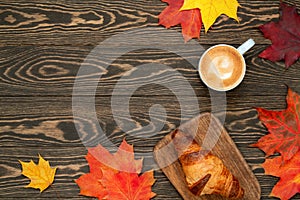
[[75, 139, 156, 200], [259, 3, 300, 67], [262, 153, 300, 200], [158, 0, 202, 42], [252, 88, 300, 161]]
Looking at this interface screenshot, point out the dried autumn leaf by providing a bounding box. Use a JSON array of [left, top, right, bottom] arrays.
[[76, 139, 156, 200], [19, 154, 57, 192], [88, 138, 143, 173], [259, 3, 300, 67], [180, 0, 239, 32], [159, 0, 202, 42], [75, 152, 107, 199], [75, 173, 107, 199], [252, 88, 300, 161], [262, 154, 300, 200], [101, 170, 156, 200]]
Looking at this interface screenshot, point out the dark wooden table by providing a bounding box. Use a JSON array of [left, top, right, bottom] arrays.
[[0, 0, 299, 199]]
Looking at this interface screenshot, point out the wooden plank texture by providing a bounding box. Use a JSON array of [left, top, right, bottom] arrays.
[[1, 0, 300, 199], [0, 45, 299, 97], [0, 95, 294, 147], [1, 0, 299, 46]]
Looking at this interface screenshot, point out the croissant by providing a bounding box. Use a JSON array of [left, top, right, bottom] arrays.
[[172, 130, 244, 199]]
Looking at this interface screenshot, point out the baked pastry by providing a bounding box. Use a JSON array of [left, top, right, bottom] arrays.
[[172, 130, 244, 199]]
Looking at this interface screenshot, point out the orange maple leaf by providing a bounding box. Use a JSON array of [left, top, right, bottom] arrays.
[[76, 139, 156, 200], [262, 154, 300, 200], [75, 172, 107, 199], [88, 138, 143, 173], [252, 88, 300, 161], [75, 152, 107, 199], [101, 170, 156, 200], [253, 87, 300, 199], [19, 154, 57, 192]]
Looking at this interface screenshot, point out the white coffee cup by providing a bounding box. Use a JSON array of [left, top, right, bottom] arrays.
[[198, 39, 255, 91]]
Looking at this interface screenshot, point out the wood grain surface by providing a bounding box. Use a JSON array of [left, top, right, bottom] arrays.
[[0, 0, 299, 46], [154, 113, 260, 200], [0, 0, 300, 199]]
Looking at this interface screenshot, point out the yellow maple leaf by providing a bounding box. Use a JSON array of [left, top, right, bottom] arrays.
[[180, 0, 240, 32], [19, 154, 57, 192]]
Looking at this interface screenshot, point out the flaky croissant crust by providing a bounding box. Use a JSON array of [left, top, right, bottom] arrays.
[[172, 130, 244, 199]]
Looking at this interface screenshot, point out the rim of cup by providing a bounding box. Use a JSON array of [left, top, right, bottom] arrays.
[[198, 44, 246, 92]]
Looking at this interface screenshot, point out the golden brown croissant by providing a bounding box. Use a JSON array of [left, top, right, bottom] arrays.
[[172, 130, 244, 199]]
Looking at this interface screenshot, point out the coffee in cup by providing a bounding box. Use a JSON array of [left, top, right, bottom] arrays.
[[198, 39, 255, 91]]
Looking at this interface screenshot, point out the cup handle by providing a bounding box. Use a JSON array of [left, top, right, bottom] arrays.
[[237, 38, 255, 55]]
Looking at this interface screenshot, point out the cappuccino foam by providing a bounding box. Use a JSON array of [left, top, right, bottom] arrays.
[[199, 45, 245, 91]]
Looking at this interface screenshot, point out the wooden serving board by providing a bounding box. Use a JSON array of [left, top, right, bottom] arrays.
[[153, 113, 260, 200]]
